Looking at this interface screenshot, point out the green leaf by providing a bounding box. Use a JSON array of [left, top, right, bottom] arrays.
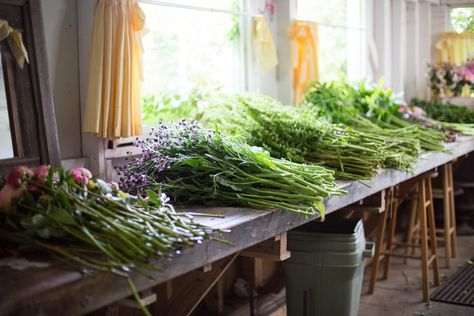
[[49, 207, 77, 225], [32, 214, 49, 227], [38, 227, 51, 239], [146, 189, 160, 204], [313, 199, 326, 218], [57, 190, 72, 208]]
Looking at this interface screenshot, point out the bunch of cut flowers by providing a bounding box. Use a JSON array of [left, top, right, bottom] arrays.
[[116, 120, 344, 217], [428, 60, 474, 97], [0, 165, 227, 315]]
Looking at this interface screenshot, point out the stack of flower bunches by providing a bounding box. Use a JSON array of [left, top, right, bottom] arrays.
[[302, 81, 423, 169], [303, 81, 445, 152], [116, 120, 344, 217], [202, 94, 400, 179], [0, 166, 226, 277], [410, 98, 474, 136], [229, 95, 403, 180]]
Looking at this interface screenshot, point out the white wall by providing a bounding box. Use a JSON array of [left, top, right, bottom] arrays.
[[41, 0, 82, 159]]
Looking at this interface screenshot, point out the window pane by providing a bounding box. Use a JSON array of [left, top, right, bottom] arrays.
[[296, 0, 350, 28], [296, 0, 367, 81], [318, 26, 347, 82], [142, 4, 240, 95], [141, 2, 243, 125], [163, 0, 237, 10], [0, 57, 14, 159], [450, 7, 474, 33]]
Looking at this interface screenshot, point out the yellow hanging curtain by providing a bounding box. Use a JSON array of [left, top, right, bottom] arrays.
[[83, 0, 146, 139], [253, 16, 278, 72], [0, 19, 29, 69], [289, 20, 319, 104], [435, 31, 474, 66]]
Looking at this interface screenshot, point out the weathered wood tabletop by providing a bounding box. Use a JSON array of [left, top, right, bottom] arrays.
[[1, 137, 473, 316]]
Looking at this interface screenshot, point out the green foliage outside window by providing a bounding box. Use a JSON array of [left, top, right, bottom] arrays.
[[451, 7, 474, 33]]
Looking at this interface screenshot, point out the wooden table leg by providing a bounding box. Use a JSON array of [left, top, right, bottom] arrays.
[[368, 188, 392, 294], [442, 164, 452, 268], [405, 197, 417, 264], [383, 197, 398, 280], [427, 177, 441, 287], [448, 164, 457, 258], [418, 178, 430, 302]]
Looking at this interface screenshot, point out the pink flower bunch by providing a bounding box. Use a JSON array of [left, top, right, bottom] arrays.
[[71, 168, 92, 185], [0, 165, 95, 213], [108, 181, 120, 191], [0, 166, 44, 213], [454, 66, 474, 83], [6, 166, 33, 189]]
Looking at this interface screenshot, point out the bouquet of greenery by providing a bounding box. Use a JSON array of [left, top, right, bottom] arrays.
[[0, 166, 227, 315], [303, 80, 446, 152], [117, 120, 344, 217], [411, 98, 474, 124], [198, 93, 420, 179]]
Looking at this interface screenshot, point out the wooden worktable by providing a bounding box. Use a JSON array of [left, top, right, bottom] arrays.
[[1, 136, 473, 316]]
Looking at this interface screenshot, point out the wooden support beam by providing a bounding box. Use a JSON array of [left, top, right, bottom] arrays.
[[118, 290, 156, 309], [241, 233, 291, 261], [159, 253, 239, 316], [202, 263, 212, 273], [339, 190, 386, 214], [204, 278, 225, 314]]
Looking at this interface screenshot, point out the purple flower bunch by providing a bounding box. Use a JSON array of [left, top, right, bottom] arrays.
[[116, 120, 212, 196], [115, 120, 344, 216]]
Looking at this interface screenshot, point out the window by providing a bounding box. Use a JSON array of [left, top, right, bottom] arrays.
[[0, 56, 13, 159], [296, 0, 367, 82], [140, 0, 247, 125], [450, 7, 474, 33]]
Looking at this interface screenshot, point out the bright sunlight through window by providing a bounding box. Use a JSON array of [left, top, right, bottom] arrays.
[[140, 0, 244, 126], [296, 0, 367, 82]]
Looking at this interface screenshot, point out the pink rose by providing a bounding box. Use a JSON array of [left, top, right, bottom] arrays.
[[6, 166, 33, 189], [71, 168, 93, 185], [108, 181, 120, 191], [0, 184, 23, 213], [32, 165, 50, 183]]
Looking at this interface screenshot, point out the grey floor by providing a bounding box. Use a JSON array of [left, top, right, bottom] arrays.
[[359, 234, 474, 316]]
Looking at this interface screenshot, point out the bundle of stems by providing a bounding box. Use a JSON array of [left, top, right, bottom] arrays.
[[410, 98, 474, 124], [201, 94, 419, 179], [1, 167, 227, 316], [303, 81, 446, 152], [117, 121, 344, 217], [437, 122, 474, 135]]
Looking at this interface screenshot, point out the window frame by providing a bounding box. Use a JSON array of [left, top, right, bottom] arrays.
[[0, 0, 61, 176], [79, 0, 256, 179]]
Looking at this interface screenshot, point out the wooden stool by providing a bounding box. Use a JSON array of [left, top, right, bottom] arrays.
[[368, 171, 440, 302], [432, 162, 457, 268]]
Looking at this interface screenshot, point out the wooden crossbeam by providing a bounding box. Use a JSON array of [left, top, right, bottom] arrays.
[[339, 190, 386, 214], [241, 233, 291, 261]]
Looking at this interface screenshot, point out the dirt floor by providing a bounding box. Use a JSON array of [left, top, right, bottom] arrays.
[[359, 233, 474, 316]]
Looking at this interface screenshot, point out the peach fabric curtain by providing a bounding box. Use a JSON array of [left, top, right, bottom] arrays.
[[0, 19, 29, 68], [83, 0, 146, 139], [436, 31, 474, 66], [289, 20, 319, 104], [253, 16, 278, 72]]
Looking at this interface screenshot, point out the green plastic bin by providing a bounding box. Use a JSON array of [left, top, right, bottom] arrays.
[[283, 218, 374, 316]]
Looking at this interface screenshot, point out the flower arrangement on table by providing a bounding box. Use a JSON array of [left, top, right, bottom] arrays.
[[0, 165, 227, 315], [428, 59, 474, 97]]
